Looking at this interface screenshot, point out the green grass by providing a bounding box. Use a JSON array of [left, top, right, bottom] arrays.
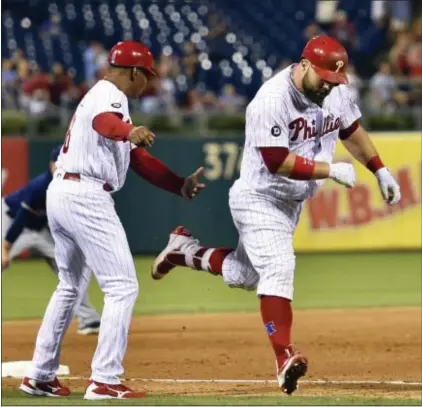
[[2, 252, 421, 320], [1, 390, 421, 406]]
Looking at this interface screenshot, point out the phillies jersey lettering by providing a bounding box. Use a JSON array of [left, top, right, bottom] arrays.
[[240, 64, 361, 201], [56, 80, 134, 191], [289, 115, 341, 142]]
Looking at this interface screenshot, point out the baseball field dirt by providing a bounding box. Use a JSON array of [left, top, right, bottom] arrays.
[[2, 307, 421, 402]]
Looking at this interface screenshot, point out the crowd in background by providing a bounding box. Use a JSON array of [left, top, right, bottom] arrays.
[[1, 2, 421, 125]]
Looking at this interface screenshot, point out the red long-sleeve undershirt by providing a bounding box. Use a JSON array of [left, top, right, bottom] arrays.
[[130, 148, 184, 196], [260, 120, 359, 174], [92, 112, 133, 141], [92, 112, 184, 196]]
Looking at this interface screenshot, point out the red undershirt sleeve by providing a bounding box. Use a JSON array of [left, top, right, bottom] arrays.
[[259, 147, 290, 174], [92, 112, 134, 141], [339, 120, 359, 141], [130, 147, 185, 196]]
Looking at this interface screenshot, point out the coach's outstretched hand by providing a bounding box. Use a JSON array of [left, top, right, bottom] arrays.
[[127, 126, 155, 147], [181, 167, 206, 200]]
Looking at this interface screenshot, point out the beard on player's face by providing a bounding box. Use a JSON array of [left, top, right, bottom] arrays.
[[302, 68, 334, 107]]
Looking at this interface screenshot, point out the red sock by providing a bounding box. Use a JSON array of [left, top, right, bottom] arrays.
[[260, 295, 293, 368], [208, 248, 233, 274], [166, 247, 233, 275]]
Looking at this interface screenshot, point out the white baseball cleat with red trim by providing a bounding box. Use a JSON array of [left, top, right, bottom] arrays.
[[83, 380, 147, 400], [151, 225, 199, 280]]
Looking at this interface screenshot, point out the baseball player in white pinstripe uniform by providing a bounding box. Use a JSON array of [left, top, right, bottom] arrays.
[[20, 41, 205, 400], [151, 36, 401, 395]]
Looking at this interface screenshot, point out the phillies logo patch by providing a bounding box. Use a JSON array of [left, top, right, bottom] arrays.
[[265, 321, 276, 336]]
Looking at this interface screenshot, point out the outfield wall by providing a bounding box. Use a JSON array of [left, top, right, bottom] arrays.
[[2, 133, 421, 253]]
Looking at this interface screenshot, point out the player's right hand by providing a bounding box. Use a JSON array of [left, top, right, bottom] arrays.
[[127, 126, 155, 147], [329, 162, 356, 188]]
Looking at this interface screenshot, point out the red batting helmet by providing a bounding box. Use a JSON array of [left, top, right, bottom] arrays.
[[108, 40, 157, 76], [301, 35, 348, 84]]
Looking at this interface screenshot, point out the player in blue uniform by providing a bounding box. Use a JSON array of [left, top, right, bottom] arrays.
[[2, 145, 101, 335]]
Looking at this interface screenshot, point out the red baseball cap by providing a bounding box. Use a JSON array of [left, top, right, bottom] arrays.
[[301, 35, 348, 84], [108, 41, 157, 76]]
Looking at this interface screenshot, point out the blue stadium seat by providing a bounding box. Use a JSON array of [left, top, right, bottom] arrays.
[[2, 0, 375, 96]]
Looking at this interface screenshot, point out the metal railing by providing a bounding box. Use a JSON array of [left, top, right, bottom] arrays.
[[2, 80, 422, 138]]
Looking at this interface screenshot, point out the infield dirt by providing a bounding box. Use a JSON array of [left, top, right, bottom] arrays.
[[2, 308, 421, 400]]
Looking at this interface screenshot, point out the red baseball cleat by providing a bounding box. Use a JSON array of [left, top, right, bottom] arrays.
[[19, 376, 71, 397], [84, 380, 147, 400], [277, 346, 308, 395]]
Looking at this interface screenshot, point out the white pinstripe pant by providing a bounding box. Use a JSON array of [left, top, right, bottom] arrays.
[[222, 179, 303, 300], [27, 176, 138, 384]]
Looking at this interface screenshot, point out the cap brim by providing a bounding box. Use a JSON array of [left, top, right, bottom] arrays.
[[313, 64, 348, 85]]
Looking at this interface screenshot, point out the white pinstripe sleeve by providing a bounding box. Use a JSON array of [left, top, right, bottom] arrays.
[[339, 85, 362, 129], [246, 96, 289, 148], [92, 87, 128, 119]]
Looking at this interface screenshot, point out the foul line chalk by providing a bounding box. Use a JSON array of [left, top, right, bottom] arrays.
[[65, 377, 422, 386]]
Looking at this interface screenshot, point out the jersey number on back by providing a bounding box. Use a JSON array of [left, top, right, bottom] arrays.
[[63, 114, 76, 153]]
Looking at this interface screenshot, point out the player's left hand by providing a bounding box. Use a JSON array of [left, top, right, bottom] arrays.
[[181, 167, 206, 200], [1, 242, 11, 271], [375, 167, 401, 205]]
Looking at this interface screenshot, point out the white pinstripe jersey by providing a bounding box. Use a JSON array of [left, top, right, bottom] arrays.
[[240, 65, 362, 201], [56, 80, 134, 191]]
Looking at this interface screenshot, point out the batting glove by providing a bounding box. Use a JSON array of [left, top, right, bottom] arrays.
[[375, 167, 401, 205], [329, 162, 356, 188]]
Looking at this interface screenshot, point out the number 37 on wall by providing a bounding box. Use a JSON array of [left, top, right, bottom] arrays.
[[202, 142, 243, 181]]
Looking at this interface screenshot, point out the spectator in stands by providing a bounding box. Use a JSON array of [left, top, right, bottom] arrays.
[[372, 1, 411, 28], [181, 88, 203, 113], [330, 10, 358, 54], [83, 41, 103, 86], [28, 88, 51, 117], [206, 13, 230, 63], [181, 41, 200, 86], [217, 84, 246, 113], [10, 49, 30, 85], [369, 60, 397, 112], [202, 90, 218, 111], [406, 17, 422, 80], [49, 63, 72, 106], [10, 49, 27, 71], [95, 44, 109, 81], [304, 22, 325, 43], [345, 64, 363, 105], [157, 54, 178, 116], [1, 59, 18, 109], [388, 30, 412, 76], [21, 64, 50, 111], [40, 14, 63, 39]]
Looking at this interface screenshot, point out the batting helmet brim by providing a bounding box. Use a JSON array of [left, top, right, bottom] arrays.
[[109, 63, 158, 77], [312, 64, 348, 85]]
